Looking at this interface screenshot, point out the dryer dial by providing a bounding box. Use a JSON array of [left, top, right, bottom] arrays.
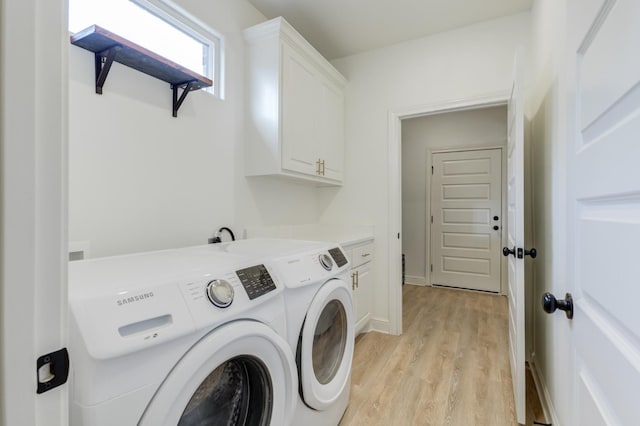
[[206, 279, 234, 308], [319, 254, 334, 271]]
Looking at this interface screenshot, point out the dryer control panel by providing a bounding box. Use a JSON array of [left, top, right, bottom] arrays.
[[328, 247, 348, 268]]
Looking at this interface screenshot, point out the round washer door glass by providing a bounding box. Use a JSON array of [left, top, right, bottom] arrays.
[[139, 321, 296, 426], [178, 356, 272, 425], [312, 300, 347, 384]]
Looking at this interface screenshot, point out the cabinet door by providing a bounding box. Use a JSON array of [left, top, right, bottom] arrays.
[[318, 81, 344, 181], [353, 262, 371, 334], [281, 44, 322, 177]]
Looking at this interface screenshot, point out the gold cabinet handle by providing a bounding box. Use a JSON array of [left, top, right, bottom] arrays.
[[351, 272, 356, 290], [361, 253, 370, 258], [321, 159, 325, 176], [316, 159, 321, 175], [355, 270, 359, 288]]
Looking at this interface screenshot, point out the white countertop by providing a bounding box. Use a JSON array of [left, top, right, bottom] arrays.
[[244, 224, 374, 247]]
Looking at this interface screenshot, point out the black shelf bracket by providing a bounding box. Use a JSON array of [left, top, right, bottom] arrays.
[[94, 46, 120, 94], [172, 81, 196, 117], [72, 26, 213, 118]]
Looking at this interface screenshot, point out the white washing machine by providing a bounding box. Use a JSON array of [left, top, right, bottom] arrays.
[[223, 238, 355, 426], [68, 245, 297, 426]]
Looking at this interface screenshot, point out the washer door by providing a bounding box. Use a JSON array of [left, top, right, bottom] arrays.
[[298, 279, 354, 410], [140, 321, 296, 426]]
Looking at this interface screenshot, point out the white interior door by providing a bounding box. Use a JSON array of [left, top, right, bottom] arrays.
[[506, 50, 525, 425], [567, 0, 640, 424], [430, 149, 502, 292]]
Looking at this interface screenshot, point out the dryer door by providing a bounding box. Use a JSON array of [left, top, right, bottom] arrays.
[[140, 321, 296, 426], [298, 278, 354, 410]]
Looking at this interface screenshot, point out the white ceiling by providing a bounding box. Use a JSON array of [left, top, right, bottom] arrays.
[[247, 0, 532, 59]]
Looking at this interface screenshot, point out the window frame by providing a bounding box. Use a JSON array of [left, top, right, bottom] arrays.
[[114, 0, 224, 97], [68, 0, 225, 99]]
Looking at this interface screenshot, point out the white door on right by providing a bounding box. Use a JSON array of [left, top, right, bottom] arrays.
[[567, 0, 640, 424]]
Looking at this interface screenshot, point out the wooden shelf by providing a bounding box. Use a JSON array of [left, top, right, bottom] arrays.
[[70, 25, 213, 117]]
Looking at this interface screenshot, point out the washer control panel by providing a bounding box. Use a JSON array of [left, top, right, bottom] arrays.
[[236, 264, 277, 300]]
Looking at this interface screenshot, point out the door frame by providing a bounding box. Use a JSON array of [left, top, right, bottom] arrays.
[[1, 0, 69, 423], [427, 147, 507, 294], [387, 90, 509, 335]]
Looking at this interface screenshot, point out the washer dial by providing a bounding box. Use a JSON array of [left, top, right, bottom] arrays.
[[206, 279, 234, 308], [319, 253, 334, 271]]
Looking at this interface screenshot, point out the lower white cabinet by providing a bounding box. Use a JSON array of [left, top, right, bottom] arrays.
[[346, 241, 374, 336]]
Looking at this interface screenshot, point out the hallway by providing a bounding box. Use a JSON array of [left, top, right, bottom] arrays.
[[340, 285, 522, 425]]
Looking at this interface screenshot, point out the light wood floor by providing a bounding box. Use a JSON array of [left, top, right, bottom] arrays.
[[340, 285, 546, 426]]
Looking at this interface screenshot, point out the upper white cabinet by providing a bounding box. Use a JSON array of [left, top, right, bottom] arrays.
[[244, 17, 346, 185]]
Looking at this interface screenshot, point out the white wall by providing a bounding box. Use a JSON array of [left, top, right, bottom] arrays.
[[401, 106, 507, 285], [68, 0, 322, 258], [320, 12, 530, 330], [527, 0, 570, 424]]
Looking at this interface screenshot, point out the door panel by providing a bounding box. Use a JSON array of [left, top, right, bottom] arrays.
[[569, 0, 640, 424], [319, 81, 344, 181], [281, 44, 322, 176], [353, 263, 371, 333], [443, 232, 490, 249], [431, 149, 502, 292], [579, 204, 640, 336], [442, 256, 490, 275], [580, 0, 640, 128], [443, 157, 492, 175], [443, 208, 491, 224], [575, 305, 640, 425], [443, 183, 491, 199]]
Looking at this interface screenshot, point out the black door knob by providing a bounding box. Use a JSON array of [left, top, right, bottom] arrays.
[[503, 246, 515, 257], [542, 292, 573, 319], [524, 248, 537, 258], [493, 225, 499, 230], [493, 216, 499, 221]]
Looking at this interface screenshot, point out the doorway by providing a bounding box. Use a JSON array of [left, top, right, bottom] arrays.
[[400, 105, 508, 294], [394, 96, 531, 423]]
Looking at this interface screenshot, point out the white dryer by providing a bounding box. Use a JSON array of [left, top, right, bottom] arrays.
[[68, 245, 297, 426], [240, 239, 354, 426]]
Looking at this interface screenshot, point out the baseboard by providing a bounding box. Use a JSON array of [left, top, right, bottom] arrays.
[[355, 313, 371, 336], [529, 353, 561, 426], [367, 317, 391, 335], [404, 275, 427, 286]]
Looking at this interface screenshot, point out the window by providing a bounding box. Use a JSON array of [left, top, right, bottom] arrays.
[[69, 0, 222, 97]]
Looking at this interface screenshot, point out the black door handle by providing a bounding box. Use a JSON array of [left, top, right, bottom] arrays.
[[542, 292, 573, 319], [493, 225, 499, 230], [525, 248, 537, 258], [503, 246, 515, 257]]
